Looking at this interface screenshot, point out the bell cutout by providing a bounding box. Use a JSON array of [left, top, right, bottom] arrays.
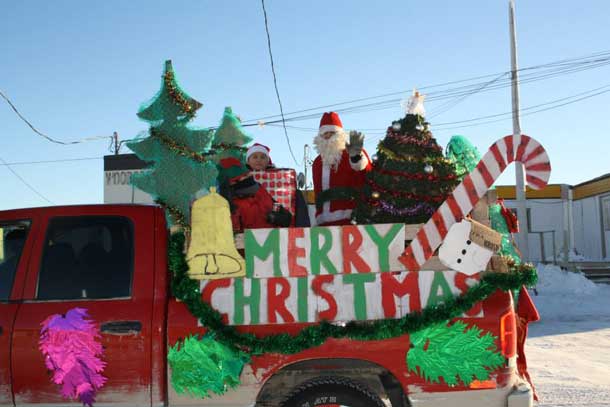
[[187, 187, 245, 279]]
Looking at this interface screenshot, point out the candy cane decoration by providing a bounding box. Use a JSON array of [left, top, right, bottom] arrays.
[[399, 134, 551, 271]]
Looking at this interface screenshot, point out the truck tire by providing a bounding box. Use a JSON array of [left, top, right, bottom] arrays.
[[279, 376, 385, 407]]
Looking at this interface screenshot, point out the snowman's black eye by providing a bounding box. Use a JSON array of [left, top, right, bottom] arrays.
[[457, 259, 462, 264], [466, 240, 472, 245]]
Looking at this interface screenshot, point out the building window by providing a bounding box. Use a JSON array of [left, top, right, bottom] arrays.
[[37, 216, 134, 300]]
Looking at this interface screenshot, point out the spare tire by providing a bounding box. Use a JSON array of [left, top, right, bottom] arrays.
[[279, 376, 385, 407]]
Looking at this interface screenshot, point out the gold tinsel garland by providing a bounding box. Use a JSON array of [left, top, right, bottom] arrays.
[[156, 198, 191, 233], [151, 128, 211, 163], [164, 70, 201, 117]]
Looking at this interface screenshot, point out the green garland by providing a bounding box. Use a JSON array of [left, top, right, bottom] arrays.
[[407, 321, 505, 386], [168, 335, 249, 398], [169, 232, 537, 355]]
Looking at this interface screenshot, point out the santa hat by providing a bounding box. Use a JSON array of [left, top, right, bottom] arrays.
[[246, 143, 271, 161], [318, 112, 343, 135]]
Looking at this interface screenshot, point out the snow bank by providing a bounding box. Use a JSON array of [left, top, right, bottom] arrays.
[[534, 263, 599, 295], [531, 263, 610, 320]]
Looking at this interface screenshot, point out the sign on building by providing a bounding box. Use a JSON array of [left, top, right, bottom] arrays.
[[103, 154, 154, 204]]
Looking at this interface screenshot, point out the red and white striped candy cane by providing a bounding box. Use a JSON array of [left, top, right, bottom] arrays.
[[399, 134, 551, 272]]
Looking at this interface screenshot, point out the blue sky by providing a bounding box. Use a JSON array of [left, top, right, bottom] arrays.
[[1, 1, 609, 210]]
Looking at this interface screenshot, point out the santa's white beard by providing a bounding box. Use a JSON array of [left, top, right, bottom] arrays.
[[313, 131, 347, 168]]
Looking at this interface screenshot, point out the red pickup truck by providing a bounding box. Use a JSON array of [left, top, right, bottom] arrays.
[[0, 204, 533, 407]]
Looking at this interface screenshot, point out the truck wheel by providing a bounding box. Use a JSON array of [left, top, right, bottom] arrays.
[[279, 376, 385, 407]]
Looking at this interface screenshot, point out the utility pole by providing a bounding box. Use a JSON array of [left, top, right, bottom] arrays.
[[509, 0, 529, 261], [303, 144, 310, 189], [113, 132, 120, 155]]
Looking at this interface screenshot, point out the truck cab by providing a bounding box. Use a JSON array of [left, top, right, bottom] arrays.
[[0, 204, 532, 407]]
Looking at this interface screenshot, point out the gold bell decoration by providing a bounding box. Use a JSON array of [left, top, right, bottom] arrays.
[[186, 187, 245, 279]]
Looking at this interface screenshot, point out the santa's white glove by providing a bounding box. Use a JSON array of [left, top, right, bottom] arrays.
[[347, 130, 365, 158]]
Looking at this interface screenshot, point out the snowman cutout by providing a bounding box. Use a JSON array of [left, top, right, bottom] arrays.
[[438, 219, 502, 276]]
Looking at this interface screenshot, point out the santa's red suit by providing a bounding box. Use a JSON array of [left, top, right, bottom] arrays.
[[313, 112, 372, 226]]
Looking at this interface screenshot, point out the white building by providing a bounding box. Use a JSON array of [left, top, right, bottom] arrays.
[[104, 154, 153, 204], [497, 173, 610, 262]]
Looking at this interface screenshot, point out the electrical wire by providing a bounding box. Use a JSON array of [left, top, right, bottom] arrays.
[[271, 83, 610, 147], [433, 85, 610, 131], [0, 155, 53, 204], [260, 0, 301, 166], [240, 50, 610, 126], [0, 157, 103, 166], [0, 89, 112, 145], [427, 73, 510, 118]]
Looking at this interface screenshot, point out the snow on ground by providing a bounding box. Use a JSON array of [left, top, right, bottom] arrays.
[[527, 264, 610, 406]]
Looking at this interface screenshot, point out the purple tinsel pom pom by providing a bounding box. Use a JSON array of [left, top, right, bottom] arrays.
[[39, 308, 107, 407]]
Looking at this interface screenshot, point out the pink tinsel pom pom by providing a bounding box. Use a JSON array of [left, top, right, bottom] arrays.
[[39, 308, 107, 407]]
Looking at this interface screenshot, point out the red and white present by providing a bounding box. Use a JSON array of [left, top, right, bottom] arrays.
[[251, 169, 297, 218]]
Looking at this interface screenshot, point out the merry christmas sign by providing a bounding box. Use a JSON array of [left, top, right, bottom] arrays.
[[198, 223, 484, 326], [244, 224, 405, 278], [199, 269, 482, 326]]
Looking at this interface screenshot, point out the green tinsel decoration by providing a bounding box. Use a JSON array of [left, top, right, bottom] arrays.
[[490, 204, 521, 263], [445, 135, 482, 180], [128, 60, 217, 225], [212, 107, 253, 163], [407, 321, 505, 386], [169, 232, 537, 356], [168, 335, 250, 398]]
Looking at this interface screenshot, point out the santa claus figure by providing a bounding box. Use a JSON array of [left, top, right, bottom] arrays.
[[312, 112, 372, 226]]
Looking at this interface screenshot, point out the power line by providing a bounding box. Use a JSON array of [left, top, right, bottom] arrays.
[[316, 80, 610, 133], [272, 83, 610, 139], [260, 0, 301, 166], [241, 50, 610, 126], [435, 86, 610, 130], [0, 89, 112, 145], [0, 155, 53, 204], [0, 157, 103, 166], [434, 84, 610, 130]]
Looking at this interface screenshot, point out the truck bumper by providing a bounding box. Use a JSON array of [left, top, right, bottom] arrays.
[[408, 380, 533, 407]]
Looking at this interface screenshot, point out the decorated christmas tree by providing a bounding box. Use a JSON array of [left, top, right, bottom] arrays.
[[353, 92, 459, 224], [211, 107, 252, 163], [127, 60, 217, 228]]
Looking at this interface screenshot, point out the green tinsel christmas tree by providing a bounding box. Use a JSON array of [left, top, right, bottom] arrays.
[[353, 92, 459, 225], [445, 135, 482, 180], [168, 335, 249, 398], [127, 60, 217, 227], [212, 107, 252, 163], [407, 321, 505, 386]]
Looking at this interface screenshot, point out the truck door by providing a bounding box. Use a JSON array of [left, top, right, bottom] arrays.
[[0, 219, 33, 407], [11, 208, 155, 406]]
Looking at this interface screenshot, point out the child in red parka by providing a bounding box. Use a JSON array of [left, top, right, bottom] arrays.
[[218, 157, 292, 232]]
